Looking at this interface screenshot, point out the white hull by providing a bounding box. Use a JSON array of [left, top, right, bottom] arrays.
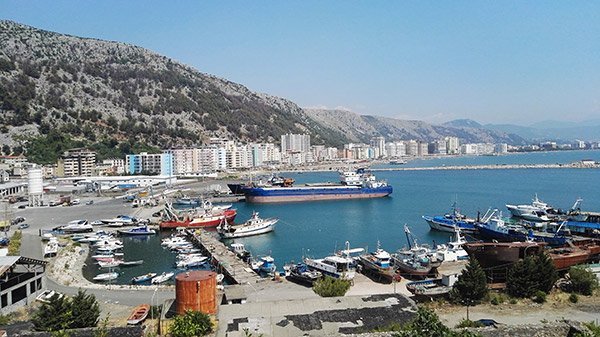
[[219, 222, 275, 238]]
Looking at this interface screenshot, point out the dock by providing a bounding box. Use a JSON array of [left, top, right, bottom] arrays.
[[186, 229, 262, 285]]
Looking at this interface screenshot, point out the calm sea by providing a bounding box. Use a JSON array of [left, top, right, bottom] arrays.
[[83, 150, 600, 284]]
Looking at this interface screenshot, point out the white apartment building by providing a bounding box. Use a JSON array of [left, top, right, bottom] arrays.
[[281, 133, 310, 153], [405, 140, 419, 157], [370, 137, 386, 158], [445, 137, 460, 155]]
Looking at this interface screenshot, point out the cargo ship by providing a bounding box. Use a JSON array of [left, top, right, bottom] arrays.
[[241, 169, 392, 203]]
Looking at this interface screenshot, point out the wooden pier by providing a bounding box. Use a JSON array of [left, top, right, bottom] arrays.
[[186, 229, 262, 285]]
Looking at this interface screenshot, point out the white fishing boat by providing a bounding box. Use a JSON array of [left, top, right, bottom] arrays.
[[304, 241, 361, 280], [435, 226, 469, 262], [93, 272, 119, 281], [217, 211, 278, 238], [151, 272, 175, 284]]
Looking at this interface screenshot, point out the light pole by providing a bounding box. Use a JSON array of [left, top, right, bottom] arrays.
[[151, 286, 158, 320]]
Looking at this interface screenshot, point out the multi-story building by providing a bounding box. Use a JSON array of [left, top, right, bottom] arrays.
[[125, 152, 173, 175], [370, 137, 386, 158], [418, 142, 429, 157], [495, 143, 508, 154], [56, 148, 96, 177], [445, 137, 460, 155], [430, 140, 447, 155], [405, 140, 419, 157], [572, 140, 586, 149], [281, 133, 310, 153]]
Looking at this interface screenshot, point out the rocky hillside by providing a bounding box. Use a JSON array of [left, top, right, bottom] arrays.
[[0, 20, 346, 160], [304, 109, 526, 145], [0, 20, 525, 162]]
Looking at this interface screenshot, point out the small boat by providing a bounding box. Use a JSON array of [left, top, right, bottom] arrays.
[[357, 242, 398, 283], [406, 278, 453, 300], [151, 272, 175, 284], [131, 272, 157, 284], [118, 225, 156, 236], [35, 290, 64, 304], [101, 215, 137, 225], [217, 211, 278, 238], [120, 260, 144, 267], [253, 256, 276, 276], [44, 239, 59, 257], [98, 260, 121, 268], [176, 256, 208, 268], [93, 272, 119, 282], [286, 263, 322, 286], [392, 225, 441, 278], [61, 219, 94, 233], [127, 304, 150, 325]]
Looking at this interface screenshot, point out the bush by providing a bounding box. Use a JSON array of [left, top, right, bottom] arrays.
[[569, 293, 579, 303], [569, 266, 599, 296], [312, 276, 351, 297], [532, 290, 546, 304], [169, 310, 213, 337], [8, 230, 22, 255], [394, 307, 482, 337]]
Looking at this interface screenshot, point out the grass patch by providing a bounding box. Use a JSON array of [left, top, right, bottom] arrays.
[[8, 230, 22, 255]]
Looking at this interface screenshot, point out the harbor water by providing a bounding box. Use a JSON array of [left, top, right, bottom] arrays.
[[84, 150, 600, 284]]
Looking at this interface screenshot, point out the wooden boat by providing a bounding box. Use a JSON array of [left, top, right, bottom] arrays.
[[127, 304, 150, 325], [548, 246, 593, 271], [131, 272, 157, 284], [357, 243, 397, 283], [406, 278, 452, 300]]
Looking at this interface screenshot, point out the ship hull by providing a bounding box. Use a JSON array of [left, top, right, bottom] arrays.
[[244, 185, 393, 203], [160, 210, 236, 229]]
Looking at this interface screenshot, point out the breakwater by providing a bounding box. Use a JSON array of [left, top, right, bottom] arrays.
[[372, 162, 600, 171]]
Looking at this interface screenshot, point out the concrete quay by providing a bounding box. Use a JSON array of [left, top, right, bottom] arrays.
[[372, 162, 600, 172], [186, 229, 262, 285]]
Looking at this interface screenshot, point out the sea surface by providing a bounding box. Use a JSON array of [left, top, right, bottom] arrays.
[[83, 150, 600, 284]]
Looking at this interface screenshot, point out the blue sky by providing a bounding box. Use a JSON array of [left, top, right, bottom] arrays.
[[2, 1, 600, 125]]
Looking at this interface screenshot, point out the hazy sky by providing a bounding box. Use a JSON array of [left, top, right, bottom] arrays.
[[2, 1, 600, 125]]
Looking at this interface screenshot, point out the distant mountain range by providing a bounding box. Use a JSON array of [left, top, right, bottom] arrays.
[[0, 20, 541, 161], [443, 119, 600, 143]]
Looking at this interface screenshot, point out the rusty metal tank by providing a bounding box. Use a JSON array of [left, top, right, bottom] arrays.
[[175, 270, 217, 315]]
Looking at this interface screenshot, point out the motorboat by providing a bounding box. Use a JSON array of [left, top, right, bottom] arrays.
[[93, 272, 119, 282], [257, 256, 276, 275], [118, 225, 156, 236], [217, 211, 278, 238], [127, 304, 150, 325], [131, 272, 157, 284], [100, 215, 137, 225], [61, 219, 93, 233], [98, 259, 122, 268], [44, 238, 59, 257], [176, 255, 208, 268], [304, 241, 361, 280], [506, 194, 559, 222], [357, 242, 398, 283], [35, 289, 64, 304], [120, 260, 144, 267], [151, 272, 175, 284]]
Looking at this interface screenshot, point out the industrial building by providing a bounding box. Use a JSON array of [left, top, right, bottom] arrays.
[[0, 256, 47, 313]]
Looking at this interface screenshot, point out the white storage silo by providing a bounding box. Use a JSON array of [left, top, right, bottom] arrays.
[[28, 168, 43, 207]]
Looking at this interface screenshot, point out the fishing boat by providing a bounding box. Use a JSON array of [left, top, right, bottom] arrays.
[[127, 304, 150, 325], [253, 256, 277, 275], [159, 203, 237, 229], [285, 263, 322, 286], [118, 225, 156, 236], [357, 242, 398, 283], [435, 226, 469, 262], [462, 241, 546, 268], [131, 272, 157, 284], [151, 272, 174, 284], [475, 209, 568, 246], [304, 241, 362, 280], [506, 194, 561, 221], [93, 272, 119, 282], [392, 225, 442, 278], [242, 168, 392, 203], [565, 199, 600, 237], [217, 211, 278, 238], [422, 203, 478, 234]]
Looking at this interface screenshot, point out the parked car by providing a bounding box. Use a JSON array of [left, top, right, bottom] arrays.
[[17, 223, 30, 230], [476, 319, 502, 328], [85, 200, 94, 205], [0, 237, 9, 246]]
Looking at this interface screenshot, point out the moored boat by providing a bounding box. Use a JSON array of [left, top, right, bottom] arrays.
[[285, 263, 322, 285], [127, 304, 150, 325], [422, 203, 478, 234], [304, 241, 361, 280], [160, 203, 237, 229], [93, 272, 119, 282], [217, 211, 277, 238], [151, 272, 174, 284], [131, 272, 157, 284], [118, 225, 156, 236]]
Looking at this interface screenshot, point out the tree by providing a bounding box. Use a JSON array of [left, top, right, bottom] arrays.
[[169, 310, 213, 337], [69, 289, 100, 328], [32, 294, 73, 331], [507, 253, 557, 298], [450, 259, 488, 320], [569, 266, 599, 296], [32, 289, 100, 332], [312, 276, 352, 297]]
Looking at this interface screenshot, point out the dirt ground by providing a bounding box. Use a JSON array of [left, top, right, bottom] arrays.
[[434, 290, 600, 328]]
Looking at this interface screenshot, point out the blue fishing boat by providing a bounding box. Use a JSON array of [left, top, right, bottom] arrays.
[[422, 203, 478, 234], [131, 272, 157, 284], [565, 199, 600, 238], [475, 209, 568, 247]]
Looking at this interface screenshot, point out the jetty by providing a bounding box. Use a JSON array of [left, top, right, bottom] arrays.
[[185, 229, 262, 285]]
